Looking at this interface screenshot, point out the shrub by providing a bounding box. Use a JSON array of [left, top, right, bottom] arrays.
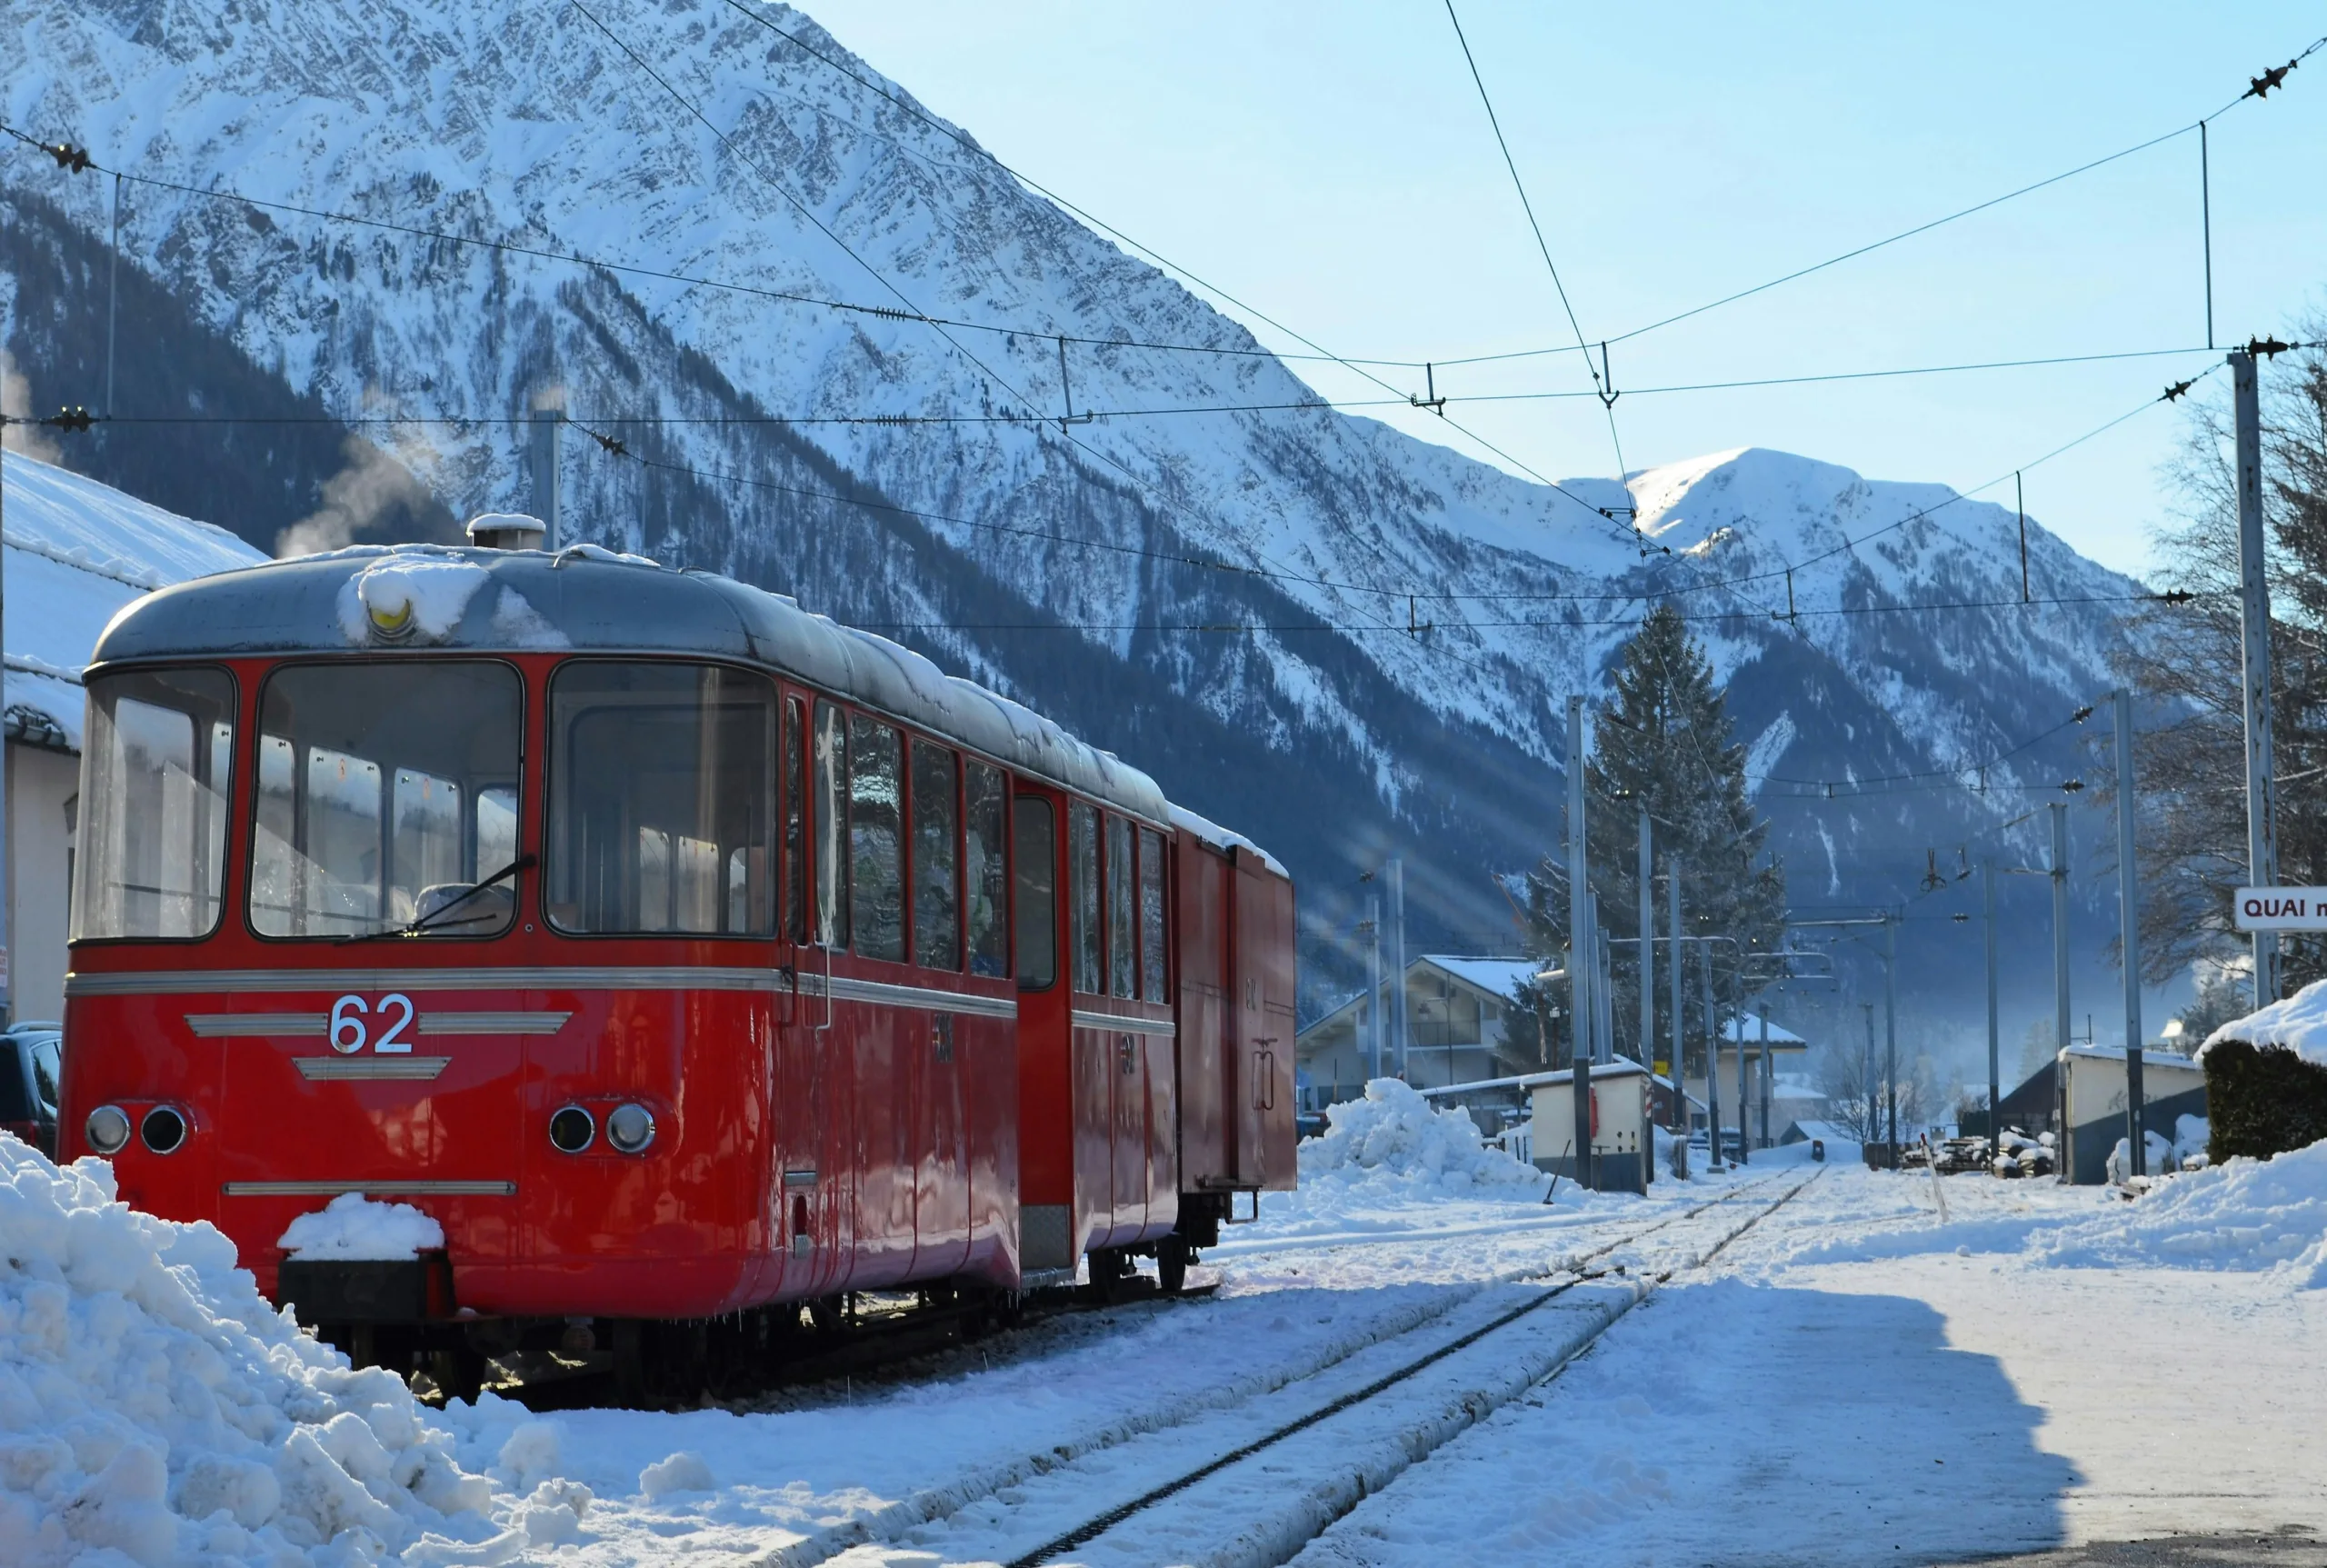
[[2201, 1039, 2327, 1161]]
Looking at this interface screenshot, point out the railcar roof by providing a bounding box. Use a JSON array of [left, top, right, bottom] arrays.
[[90, 544, 1171, 823]]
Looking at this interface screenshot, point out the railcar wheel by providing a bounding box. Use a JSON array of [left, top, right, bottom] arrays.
[[1087, 1247, 1132, 1303], [807, 1295, 844, 1335], [1156, 1236, 1191, 1295], [428, 1345, 487, 1406]]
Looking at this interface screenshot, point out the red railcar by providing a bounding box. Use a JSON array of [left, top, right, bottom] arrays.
[[58, 534, 1294, 1391]]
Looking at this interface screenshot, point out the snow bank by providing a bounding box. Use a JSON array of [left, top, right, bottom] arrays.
[[2032, 1137, 2327, 1284], [278, 1194, 445, 1262], [1298, 1080, 1548, 1197], [0, 1141, 511, 1564], [2202, 975, 2327, 1067]]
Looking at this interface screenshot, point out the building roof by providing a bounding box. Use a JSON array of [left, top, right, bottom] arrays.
[[1720, 1011, 1809, 1048], [1417, 955, 1540, 999], [0, 454, 267, 752]]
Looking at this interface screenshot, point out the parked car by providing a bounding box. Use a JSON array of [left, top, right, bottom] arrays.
[[0, 1023, 62, 1158]]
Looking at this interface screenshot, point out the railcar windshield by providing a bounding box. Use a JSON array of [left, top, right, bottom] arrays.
[[547, 661, 775, 935], [74, 667, 237, 942], [249, 661, 523, 939]]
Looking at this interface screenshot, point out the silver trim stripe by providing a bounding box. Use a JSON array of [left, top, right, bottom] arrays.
[[75, 967, 1016, 1018], [418, 1012, 572, 1035], [800, 972, 1019, 1020], [185, 1014, 326, 1037], [223, 1180, 514, 1197], [295, 1057, 449, 1081], [1072, 1008, 1177, 1038]]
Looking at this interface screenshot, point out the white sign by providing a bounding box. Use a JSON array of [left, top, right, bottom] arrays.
[[2232, 888, 2327, 932]]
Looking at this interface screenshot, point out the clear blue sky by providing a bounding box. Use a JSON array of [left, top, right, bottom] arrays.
[[803, 1, 2327, 577]]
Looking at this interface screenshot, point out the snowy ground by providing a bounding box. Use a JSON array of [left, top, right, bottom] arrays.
[[7, 1103, 2327, 1565]]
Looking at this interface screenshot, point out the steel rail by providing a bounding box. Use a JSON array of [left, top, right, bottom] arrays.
[[1008, 1169, 1823, 1568]]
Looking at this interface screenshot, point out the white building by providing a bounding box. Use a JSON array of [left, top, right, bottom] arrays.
[[1293, 955, 1543, 1106], [2, 454, 265, 1023]]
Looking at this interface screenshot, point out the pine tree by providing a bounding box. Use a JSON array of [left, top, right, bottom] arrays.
[[1508, 604, 1787, 1077]]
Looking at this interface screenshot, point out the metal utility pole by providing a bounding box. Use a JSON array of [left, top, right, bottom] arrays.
[[2233, 350, 2280, 1005], [1565, 696, 1591, 1073], [1884, 913, 1899, 1151], [1387, 859, 1408, 1079], [1702, 950, 1722, 1170], [1862, 1003, 1877, 1145], [1668, 875, 1686, 1169], [1595, 898, 1614, 1065], [530, 405, 564, 550], [2051, 803, 2072, 1060], [1984, 858, 2000, 1135], [1758, 1009, 1773, 1152], [1638, 807, 1653, 1071], [1732, 1005, 1749, 1165], [1571, 1024, 1594, 1192], [0, 436, 9, 1025], [2116, 688, 2146, 1177], [1364, 893, 1383, 1080]]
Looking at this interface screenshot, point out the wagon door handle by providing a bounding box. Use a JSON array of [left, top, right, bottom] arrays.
[[814, 942, 834, 1034]]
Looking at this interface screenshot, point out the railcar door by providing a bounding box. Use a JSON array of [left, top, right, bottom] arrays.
[[777, 695, 855, 1299], [1012, 786, 1077, 1274], [906, 737, 969, 1280], [1171, 834, 1232, 1193]]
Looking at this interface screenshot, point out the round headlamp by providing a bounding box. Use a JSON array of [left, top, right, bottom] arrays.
[[85, 1104, 132, 1156]]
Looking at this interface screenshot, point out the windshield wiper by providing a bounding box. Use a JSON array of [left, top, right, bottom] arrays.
[[334, 854, 536, 944]]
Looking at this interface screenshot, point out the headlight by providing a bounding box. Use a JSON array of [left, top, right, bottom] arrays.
[[548, 1105, 595, 1154], [140, 1105, 188, 1155], [85, 1104, 131, 1155], [606, 1103, 656, 1154]]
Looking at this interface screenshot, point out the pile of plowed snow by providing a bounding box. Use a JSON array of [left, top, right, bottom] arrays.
[[0, 1138, 520, 1565], [2032, 1135, 2327, 1284], [1297, 1079, 1548, 1196]]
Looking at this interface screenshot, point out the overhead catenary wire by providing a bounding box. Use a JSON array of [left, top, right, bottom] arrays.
[[1441, 0, 1626, 484]]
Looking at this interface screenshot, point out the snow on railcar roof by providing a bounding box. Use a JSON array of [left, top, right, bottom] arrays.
[[90, 542, 1171, 822], [1168, 803, 1287, 876]]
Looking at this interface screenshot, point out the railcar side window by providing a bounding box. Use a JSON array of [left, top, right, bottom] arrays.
[[814, 702, 847, 947], [966, 764, 1008, 977], [1014, 796, 1054, 990], [1106, 814, 1135, 998], [250, 662, 521, 939], [75, 666, 235, 941], [912, 741, 960, 970], [783, 697, 806, 944], [849, 714, 906, 962], [544, 661, 774, 936], [1069, 802, 1101, 993], [1139, 826, 1168, 1002]]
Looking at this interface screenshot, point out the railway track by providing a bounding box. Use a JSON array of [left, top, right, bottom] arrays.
[[769, 1174, 1803, 1568]]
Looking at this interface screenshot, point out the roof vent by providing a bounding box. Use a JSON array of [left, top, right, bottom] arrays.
[[465, 513, 547, 551]]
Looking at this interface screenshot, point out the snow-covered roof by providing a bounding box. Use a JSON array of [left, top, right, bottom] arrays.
[[1418, 1056, 1683, 1096], [1780, 1119, 1853, 1144], [1168, 803, 1287, 878], [1418, 956, 1539, 999], [2202, 975, 2327, 1068], [91, 542, 1173, 824], [2, 454, 268, 751], [2060, 1044, 2201, 1071], [1720, 1011, 1808, 1047]]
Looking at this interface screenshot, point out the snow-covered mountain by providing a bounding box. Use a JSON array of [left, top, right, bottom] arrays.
[[0, 0, 2147, 1032]]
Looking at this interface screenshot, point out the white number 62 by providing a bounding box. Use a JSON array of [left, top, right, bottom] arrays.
[[329, 994, 415, 1054]]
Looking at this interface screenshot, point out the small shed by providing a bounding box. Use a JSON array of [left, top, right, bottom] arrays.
[[2056, 1045, 2206, 1184], [1528, 1059, 1653, 1194]]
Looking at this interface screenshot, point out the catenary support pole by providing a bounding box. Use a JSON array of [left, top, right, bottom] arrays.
[[1566, 695, 1590, 1074], [2052, 803, 2072, 1059], [106, 172, 121, 417], [1638, 807, 1653, 1073], [0, 437, 8, 1026], [1703, 951, 1722, 1170], [1364, 892, 1383, 1080], [1985, 857, 2000, 1135], [1862, 1003, 1877, 1148], [1572, 1026, 1594, 1193], [1732, 1004, 1749, 1165], [2116, 687, 2146, 1177], [1758, 1008, 1772, 1151], [2233, 350, 2280, 1005], [1387, 858, 1408, 1080], [530, 405, 564, 551], [1669, 875, 1687, 1176], [1884, 914, 1899, 1154]]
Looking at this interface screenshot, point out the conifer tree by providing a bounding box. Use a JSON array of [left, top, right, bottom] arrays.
[[1507, 604, 1786, 1076]]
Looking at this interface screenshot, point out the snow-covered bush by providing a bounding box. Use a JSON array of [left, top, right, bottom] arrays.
[[1298, 1080, 1548, 1196], [2034, 1134, 2327, 1284], [0, 1137, 510, 1564], [2202, 979, 2327, 1161]]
